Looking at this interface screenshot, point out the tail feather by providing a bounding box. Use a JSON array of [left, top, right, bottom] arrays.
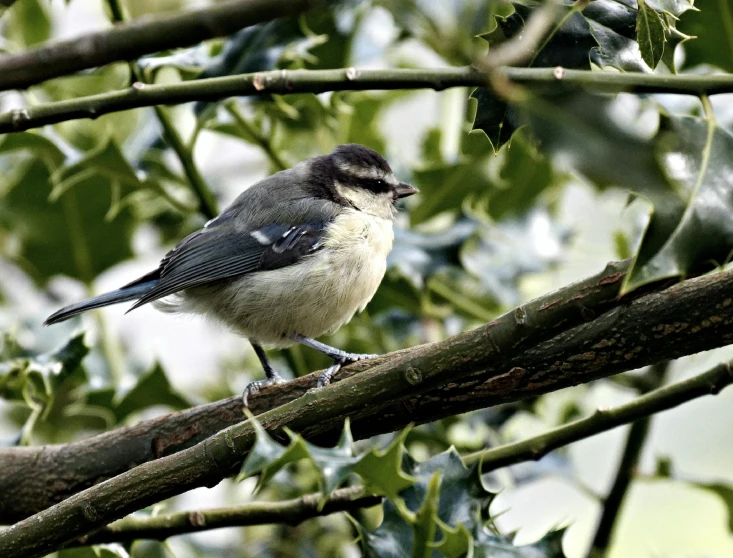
[[44, 280, 158, 325]]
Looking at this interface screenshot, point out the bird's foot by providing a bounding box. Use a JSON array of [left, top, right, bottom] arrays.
[[316, 352, 378, 388], [242, 372, 286, 407]]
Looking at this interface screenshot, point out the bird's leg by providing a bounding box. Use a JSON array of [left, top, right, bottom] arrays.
[[242, 342, 286, 407], [291, 334, 378, 388]]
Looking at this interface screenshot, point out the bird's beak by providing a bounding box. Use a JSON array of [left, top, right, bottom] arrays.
[[394, 182, 419, 199]]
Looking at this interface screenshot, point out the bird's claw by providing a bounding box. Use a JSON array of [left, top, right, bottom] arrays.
[[242, 373, 285, 407], [316, 353, 378, 388]]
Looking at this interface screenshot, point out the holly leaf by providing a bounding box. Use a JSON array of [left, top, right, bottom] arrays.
[[0, 333, 88, 407], [0, 158, 136, 286], [678, 0, 733, 72], [472, 527, 567, 557], [626, 115, 733, 290], [352, 428, 416, 501], [636, 0, 666, 69]]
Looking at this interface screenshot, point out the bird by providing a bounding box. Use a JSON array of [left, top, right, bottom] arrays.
[[45, 144, 418, 405]]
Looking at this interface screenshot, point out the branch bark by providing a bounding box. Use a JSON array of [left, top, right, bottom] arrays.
[[69, 486, 379, 546], [3, 263, 733, 556], [0, 0, 318, 93], [3, 68, 733, 134], [3, 258, 631, 524]]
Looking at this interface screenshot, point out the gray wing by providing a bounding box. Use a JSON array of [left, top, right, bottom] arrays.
[[128, 216, 331, 310]]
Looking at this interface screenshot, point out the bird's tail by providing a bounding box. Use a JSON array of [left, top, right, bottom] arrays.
[[44, 279, 158, 325]]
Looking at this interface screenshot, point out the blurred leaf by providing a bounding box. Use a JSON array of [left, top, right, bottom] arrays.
[[0, 159, 136, 285], [0, 132, 66, 168], [0, 333, 88, 414], [646, 0, 695, 16], [114, 363, 190, 422], [696, 482, 733, 532], [517, 90, 672, 198], [678, 0, 733, 72], [636, 0, 666, 69], [460, 212, 567, 307], [627, 114, 733, 290], [379, 0, 497, 65], [472, 527, 566, 557], [58, 545, 130, 558], [6, 0, 50, 48], [434, 521, 473, 557]]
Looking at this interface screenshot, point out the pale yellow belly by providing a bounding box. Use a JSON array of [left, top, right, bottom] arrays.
[[179, 211, 393, 346]]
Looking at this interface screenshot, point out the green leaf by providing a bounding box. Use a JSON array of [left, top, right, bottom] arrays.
[[0, 132, 66, 168], [0, 158, 136, 286], [7, 0, 51, 48], [114, 363, 190, 422], [636, 0, 666, 69], [517, 90, 673, 202], [678, 0, 733, 72], [365, 449, 496, 555], [412, 470, 441, 558], [472, 527, 567, 557], [0, 334, 88, 407], [697, 482, 733, 533], [352, 427, 416, 501], [626, 114, 733, 290], [433, 521, 473, 558]]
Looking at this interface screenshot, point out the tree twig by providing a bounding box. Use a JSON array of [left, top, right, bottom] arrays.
[[68, 486, 379, 546], [463, 361, 732, 474], [0, 0, 320, 93], [3, 67, 733, 134], [4, 263, 733, 556]]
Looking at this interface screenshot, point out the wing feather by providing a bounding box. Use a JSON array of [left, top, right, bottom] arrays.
[[129, 219, 329, 310]]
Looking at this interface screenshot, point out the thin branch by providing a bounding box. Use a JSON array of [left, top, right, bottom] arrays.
[[0, 0, 319, 92], [586, 361, 670, 557], [4, 264, 733, 556], [3, 67, 733, 134], [68, 486, 380, 546], [464, 361, 717, 473]]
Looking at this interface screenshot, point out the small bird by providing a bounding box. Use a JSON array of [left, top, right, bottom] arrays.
[[45, 144, 418, 405]]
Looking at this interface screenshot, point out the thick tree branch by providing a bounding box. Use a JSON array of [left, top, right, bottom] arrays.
[[69, 486, 379, 546], [3, 264, 733, 556], [3, 68, 733, 134], [462, 361, 732, 472], [0, 0, 318, 93], [2, 258, 631, 524]]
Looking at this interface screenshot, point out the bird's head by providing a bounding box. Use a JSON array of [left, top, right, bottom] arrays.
[[309, 144, 418, 219]]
